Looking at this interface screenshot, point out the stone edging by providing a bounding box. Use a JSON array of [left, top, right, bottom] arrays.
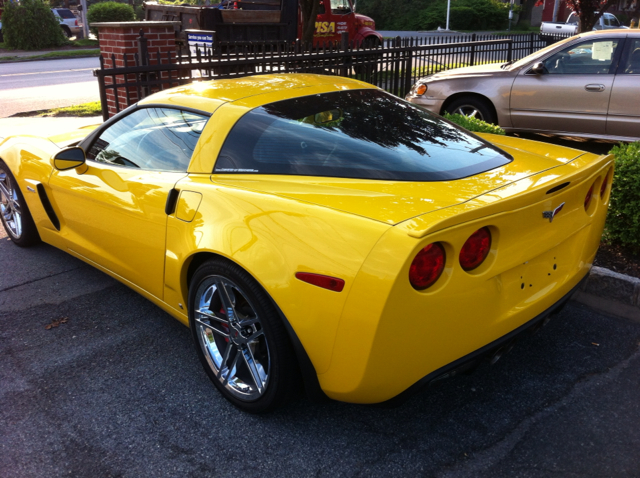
[[572, 266, 640, 321]]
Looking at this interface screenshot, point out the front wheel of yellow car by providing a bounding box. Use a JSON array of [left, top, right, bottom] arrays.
[[0, 160, 40, 247], [188, 259, 299, 413]]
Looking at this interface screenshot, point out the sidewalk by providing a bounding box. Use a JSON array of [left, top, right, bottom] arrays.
[[0, 116, 102, 139]]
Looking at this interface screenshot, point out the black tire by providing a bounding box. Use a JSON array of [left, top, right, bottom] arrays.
[[188, 258, 299, 413], [0, 160, 41, 247], [61, 25, 72, 38], [444, 96, 497, 124]]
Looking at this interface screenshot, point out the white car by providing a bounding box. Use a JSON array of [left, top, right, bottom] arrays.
[[52, 8, 81, 38]]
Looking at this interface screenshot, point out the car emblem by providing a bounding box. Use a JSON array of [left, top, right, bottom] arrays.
[[542, 202, 565, 223]]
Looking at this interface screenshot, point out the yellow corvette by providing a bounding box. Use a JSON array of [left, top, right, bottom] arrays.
[[0, 74, 612, 413]]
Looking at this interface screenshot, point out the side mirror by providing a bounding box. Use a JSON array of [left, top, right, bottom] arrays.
[[530, 62, 546, 75], [52, 147, 86, 171]]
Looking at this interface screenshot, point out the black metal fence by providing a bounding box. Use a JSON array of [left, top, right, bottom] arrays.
[[94, 31, 572, 120]]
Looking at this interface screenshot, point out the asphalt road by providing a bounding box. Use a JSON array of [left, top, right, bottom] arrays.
[[1, 224, 640, 477], [0, 57, 100, 118]]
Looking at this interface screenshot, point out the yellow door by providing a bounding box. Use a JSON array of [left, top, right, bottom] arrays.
[[48, 165, 185, 299]]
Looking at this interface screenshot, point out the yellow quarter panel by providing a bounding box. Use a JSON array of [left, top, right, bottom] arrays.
[[163, 174, 389, 373]]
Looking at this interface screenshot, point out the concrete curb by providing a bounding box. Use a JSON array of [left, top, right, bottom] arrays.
[[572, 266, 640, 321]]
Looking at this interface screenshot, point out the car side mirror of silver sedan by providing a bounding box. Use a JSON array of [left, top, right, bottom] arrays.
[[530, 62, 546, 75]]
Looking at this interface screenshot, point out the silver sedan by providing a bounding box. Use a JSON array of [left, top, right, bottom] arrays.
[[406, 29, 640, 141]]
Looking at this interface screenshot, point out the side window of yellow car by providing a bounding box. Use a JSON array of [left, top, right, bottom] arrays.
[[86, 107, 209, 171], [543, 39, 620, 75], [622, 40, 640, 74]]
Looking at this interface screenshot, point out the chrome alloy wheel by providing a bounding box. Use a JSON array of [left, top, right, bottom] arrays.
[[193, 275, 270, 401], [451, 104, 484, 121], [0, 167, 23, 239]]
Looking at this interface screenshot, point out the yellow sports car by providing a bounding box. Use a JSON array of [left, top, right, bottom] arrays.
[[0, 74, 613, 413]]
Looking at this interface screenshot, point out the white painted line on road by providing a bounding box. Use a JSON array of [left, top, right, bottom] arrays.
[[0, 68, 96, 78]]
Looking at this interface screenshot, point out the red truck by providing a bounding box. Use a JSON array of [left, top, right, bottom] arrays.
[[144, 0, 381, 49]]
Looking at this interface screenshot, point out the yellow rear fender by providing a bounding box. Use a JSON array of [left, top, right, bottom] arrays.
[[163, 174, 390, 375]]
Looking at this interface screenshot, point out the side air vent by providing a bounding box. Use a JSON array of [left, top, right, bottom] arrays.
[[546, 182, 570, 195], [36, 184, 61, 231]]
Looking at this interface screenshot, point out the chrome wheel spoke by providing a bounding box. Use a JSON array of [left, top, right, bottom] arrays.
[[195, 316, 229, 338], [242, 345, 265, 394], [222, 348, 240, 386], [214, 278, 236, 318], [196, 308, 229, 326]]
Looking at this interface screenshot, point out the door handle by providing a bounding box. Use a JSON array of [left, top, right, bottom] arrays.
[[165, 188, 180, 215], [585, 84, 605, 92]]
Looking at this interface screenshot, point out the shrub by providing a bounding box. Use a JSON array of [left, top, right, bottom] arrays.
[[87, 1, 135, 37], [443, 113, 505, 135], [418, 0, 509, 31], [604, 142, 640, 251], [2, 0, 67, 50]]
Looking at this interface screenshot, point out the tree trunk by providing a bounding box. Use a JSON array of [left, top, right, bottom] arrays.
[[300, 0, 321, 45]]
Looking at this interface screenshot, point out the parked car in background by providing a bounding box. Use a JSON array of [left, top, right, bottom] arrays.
[[406, 29, 640, 142], [540, 12, 627, 42], [0, 74, 613, 413], [52, 7, 81, 38]]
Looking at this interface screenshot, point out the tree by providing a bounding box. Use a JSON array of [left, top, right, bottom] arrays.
[[565, 0, 619, 32], [299, 0, 321, 45]]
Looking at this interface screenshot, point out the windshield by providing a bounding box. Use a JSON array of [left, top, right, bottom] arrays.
[[214, 89, 512, 181]]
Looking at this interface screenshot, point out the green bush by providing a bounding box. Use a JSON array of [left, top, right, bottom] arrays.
[[87, 1, 135, 37], [2, 0, 67, 50], [604, 142, 640, 251], [418, 0, 510, 31], [443, 113, 505, 135]]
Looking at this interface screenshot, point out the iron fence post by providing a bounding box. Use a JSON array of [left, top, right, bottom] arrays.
[[470, 33, 476, 66]]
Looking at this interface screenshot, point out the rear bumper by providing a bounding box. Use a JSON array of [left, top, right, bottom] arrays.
[[380, 272, 587, 407]]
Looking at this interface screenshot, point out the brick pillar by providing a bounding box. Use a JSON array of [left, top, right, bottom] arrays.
[[92, 21, 180, 118]]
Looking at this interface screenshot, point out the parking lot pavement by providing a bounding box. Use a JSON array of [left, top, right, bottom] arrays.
[[2, 225, 640, 477]]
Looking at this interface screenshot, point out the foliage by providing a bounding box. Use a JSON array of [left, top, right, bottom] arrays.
[[357, 0, 509, 31], [87, 1, 135, 37], [443, 113, 506, 135], [604, 142, 640, 251], [563, 0, 619, 32], [2, 0, 68, 50]]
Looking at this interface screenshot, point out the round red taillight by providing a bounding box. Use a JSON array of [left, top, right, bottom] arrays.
[[409, 243, 446, 290], [584, 184, 594, 211], [459, 227, 492, 271], [600, 175, 608, 200]]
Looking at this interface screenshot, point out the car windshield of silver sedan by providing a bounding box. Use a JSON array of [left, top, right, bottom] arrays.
[[215, 89, 512, 181]]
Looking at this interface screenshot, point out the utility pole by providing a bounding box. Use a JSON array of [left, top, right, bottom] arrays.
[[445, 0, 451, 30], [80, 0, 89, 39]]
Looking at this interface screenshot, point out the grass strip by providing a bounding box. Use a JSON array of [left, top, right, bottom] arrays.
[[13, 102, 102, 118]]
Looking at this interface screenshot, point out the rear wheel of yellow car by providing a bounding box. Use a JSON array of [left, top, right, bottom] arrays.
[[0, 160, 41, 247], [188, 259, 299, 413], [445, 96, 497, 125]]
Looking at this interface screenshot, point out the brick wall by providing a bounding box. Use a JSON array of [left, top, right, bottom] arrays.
[[92, 21, 179, 118]]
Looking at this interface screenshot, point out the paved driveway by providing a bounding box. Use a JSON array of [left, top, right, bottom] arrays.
[[1, 225, 640, 477]]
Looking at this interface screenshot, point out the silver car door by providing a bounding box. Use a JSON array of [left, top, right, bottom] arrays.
[[510, 38, 621, 135], [607, 37, 640, 139]]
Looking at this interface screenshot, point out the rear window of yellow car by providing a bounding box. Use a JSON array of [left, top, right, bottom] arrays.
[[214, 89, 512, 181]]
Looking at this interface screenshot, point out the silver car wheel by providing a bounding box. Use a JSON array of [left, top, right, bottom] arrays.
[[452, 105, 484, 121], [0, 167, 23, 240], [193, 275, 270, 402]]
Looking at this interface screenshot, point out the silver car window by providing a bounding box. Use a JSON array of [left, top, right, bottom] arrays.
[[543, 39, 620, 75], [623, 40, 640, 74]]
